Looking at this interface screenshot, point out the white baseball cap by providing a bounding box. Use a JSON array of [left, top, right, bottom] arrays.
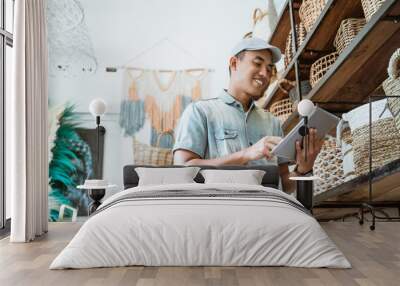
[[231, 37, 282, 63]]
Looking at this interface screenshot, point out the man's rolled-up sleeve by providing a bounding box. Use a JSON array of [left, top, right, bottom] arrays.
[[173, 103, 207, 158]]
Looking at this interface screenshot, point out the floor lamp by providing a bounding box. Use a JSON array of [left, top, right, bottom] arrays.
[[86, 98, 107, 214]]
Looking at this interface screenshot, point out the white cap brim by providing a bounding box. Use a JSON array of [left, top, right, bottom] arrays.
[[231, 37, 282, 63]]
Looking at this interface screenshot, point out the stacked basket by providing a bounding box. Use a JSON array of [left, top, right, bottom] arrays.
[[284, 22, 307, 68], [309, 14, 366, 87], [334, 18, 366, 54], [299, 0, 327, 32], [299, 0, 337, 88], [361, 0, 387, 22], [269, 98, 293, 123], [309, 52, 339, 87], [313, 136, 346, 195]]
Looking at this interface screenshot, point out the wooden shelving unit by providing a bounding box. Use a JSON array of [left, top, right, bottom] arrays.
[[262, 0, 400, 219], [264, 0, 400, 128]]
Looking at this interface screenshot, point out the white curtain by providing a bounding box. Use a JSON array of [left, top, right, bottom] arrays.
[[10, 0, 49, 242]]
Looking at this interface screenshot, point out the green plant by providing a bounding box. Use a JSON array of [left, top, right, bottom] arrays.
[[48, 104, 92, 221]]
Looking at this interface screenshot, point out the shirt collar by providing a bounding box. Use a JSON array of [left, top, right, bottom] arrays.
[[219, 90, 236, 105], [219, 89, 256, 112]]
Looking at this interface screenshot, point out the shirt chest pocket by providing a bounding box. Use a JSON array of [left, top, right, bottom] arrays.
[[214, 128, 241, 155]]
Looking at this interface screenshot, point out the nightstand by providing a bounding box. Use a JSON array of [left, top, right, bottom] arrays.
[[289, 176, 320, 211], [77, 181, 117, 215]]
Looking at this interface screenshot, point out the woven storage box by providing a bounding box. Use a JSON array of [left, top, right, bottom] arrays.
[[334, 18, 366, 54], [361, 0, 387, 22], [352, 117, 400, 176], [284, 22, 307, 68], [314, 136, 345, 195], [310, 52, 339, 87], [132, 132, 174, 166], [269, 98, 293, 123], [383, 48, 400, 133], [299, 0, 327, 32]]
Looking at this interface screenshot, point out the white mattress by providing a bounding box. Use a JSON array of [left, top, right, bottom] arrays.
[[50, 183, 350, 269]]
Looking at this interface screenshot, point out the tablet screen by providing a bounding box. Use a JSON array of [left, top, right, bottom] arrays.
[[271, 106, 340, 161]]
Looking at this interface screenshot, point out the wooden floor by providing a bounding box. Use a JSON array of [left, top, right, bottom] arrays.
[[0, 222, 399, 286]]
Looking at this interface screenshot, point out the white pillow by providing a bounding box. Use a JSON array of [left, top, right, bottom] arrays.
[[135, 167, 200, 186], [200, 169, 266, 185]]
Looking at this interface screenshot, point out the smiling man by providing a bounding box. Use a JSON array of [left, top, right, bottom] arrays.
[[173, 37, 322, 193]]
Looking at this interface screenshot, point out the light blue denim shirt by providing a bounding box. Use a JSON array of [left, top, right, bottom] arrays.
[[173, 90, 288, 166]]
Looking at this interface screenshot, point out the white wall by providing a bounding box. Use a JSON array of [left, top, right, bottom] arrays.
[[48, 0, 286, 197]]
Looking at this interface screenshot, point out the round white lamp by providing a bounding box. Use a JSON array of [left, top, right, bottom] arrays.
[[297, 99, 315, 118], [89, 98, 107, 118]]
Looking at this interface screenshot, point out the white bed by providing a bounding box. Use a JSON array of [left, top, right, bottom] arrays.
[[50, 183, 351, 269]]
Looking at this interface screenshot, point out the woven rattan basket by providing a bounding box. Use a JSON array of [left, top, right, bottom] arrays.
[[284, 22, 307, 68], [314, 136, 345, 195], [383, 48, 400, 133], [269, 98, 293, 123], [352, 117, 400, 176], [361, 0, 387, 22], [310, 52, 339, 87], [132, 132, 174, 166], [299, 0, 327, 32], [334, 18, 366, 54]]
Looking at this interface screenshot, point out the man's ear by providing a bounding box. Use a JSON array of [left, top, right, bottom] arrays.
[[229, 56, 238, 73]]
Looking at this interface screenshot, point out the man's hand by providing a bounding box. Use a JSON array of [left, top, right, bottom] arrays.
[[243, 136, 282, 162], [295, 128, 324, 174]]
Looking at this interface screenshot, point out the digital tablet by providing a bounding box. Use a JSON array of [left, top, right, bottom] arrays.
[[271, 106, 340, 161]]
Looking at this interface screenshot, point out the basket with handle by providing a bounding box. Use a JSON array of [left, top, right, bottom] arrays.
[[383, 48, 400, 133], [269, 98, 293, 123], [299, 0, 327, 32], [310, 52, 339, 87], [334, 18, 366, 54], [132, 131, 174, 166], [361, 0, 387, 22]]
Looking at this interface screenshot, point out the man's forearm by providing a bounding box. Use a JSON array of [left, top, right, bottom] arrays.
[[183, 149, 249, 166]]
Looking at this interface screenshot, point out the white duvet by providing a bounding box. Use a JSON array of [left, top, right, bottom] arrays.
[[50, 183, 351, 269]]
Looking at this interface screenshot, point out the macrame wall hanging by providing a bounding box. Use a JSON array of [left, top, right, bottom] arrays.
[[119, 68, 210, 148]]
